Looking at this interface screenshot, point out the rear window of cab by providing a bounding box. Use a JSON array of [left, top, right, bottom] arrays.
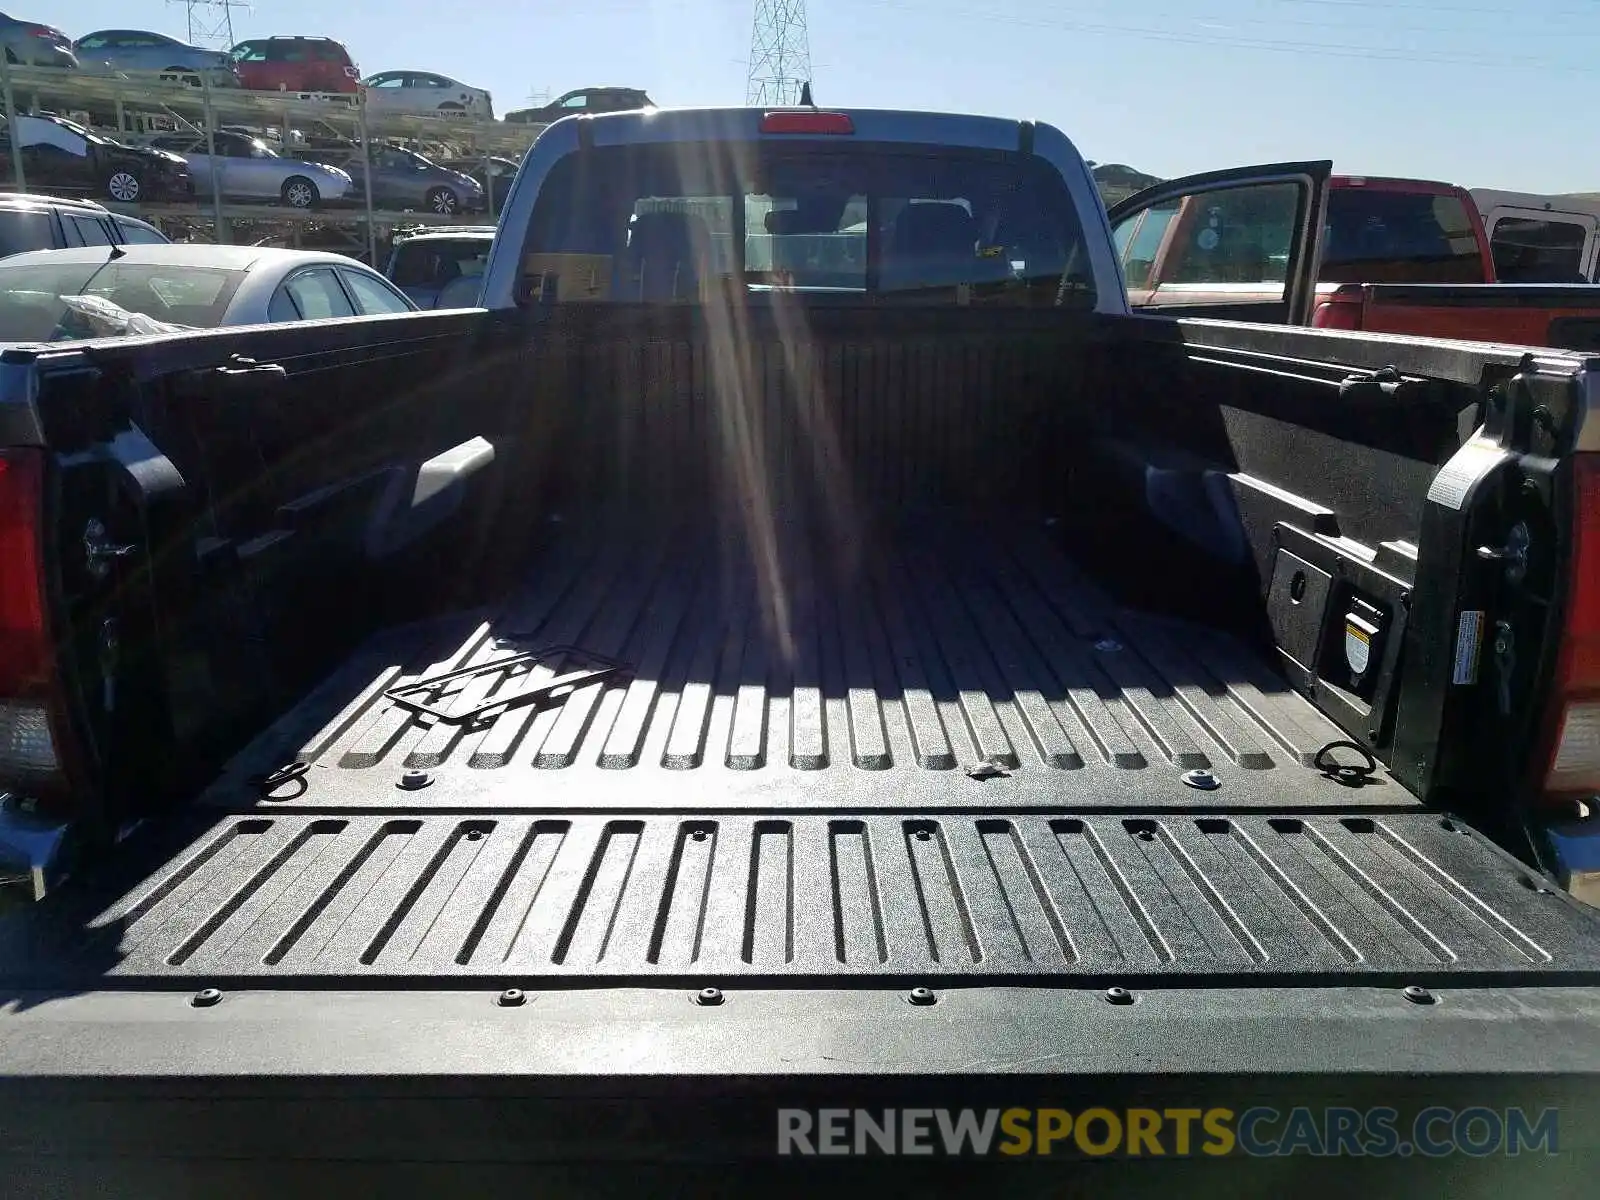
[[1320, 187, 1483, 284], [521, 141, 1096, 307]]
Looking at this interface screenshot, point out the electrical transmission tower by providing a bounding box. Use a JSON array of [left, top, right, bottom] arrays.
[[171, 0, 250, 50], [746, 0, 811, 106]]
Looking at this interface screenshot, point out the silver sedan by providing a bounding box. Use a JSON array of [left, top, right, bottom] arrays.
[[146, 130, 353, 208], [0, 244, 416, 345], [362, 70, 493, 119], [73, 29, 241, 87]]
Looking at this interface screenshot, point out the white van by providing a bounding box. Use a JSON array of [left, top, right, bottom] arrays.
[[1471, 188, 1600, 282]]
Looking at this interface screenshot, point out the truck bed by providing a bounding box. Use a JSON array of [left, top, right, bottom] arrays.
[[205, 513, 1402, 812], [5, 514, 1598, 992]]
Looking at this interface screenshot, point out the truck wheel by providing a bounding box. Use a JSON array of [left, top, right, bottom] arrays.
[[105, 171, 141, 202], [162, 65, 202, 87], [281, 176, 320, 209], [426, 186, 460, 215]]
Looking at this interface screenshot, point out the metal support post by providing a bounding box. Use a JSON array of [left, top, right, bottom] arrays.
[[201, 75, 228, 242], [0, 53, 26, 192], [357, 98, 376, 263]]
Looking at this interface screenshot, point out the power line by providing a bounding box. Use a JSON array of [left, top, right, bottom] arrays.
[[854, 1, 1600, 73], [1174, 2, 1600, 37], [1270, 0, 1590, 14]]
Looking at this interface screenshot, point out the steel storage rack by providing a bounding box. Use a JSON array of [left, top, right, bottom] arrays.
[[0, 61, 547, 262]]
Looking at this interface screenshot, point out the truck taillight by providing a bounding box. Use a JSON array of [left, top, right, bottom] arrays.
[[1549, 703, 1600, 790], [0, 449, 66, 792], [1312, 293, 1362, 330], [1541, 454, 1600, 795]]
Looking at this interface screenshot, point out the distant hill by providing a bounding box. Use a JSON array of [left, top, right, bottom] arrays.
[[1089, 162, 1162, 206]]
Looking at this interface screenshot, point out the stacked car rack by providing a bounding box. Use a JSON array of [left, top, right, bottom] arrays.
[[0, 61, 546, 262]]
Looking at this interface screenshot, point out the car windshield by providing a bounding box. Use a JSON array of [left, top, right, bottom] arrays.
[[390, 239, 494, 288], [33, 114, 110, 146], [522, 142, 1095, 306], [0, 259, 244, 342]]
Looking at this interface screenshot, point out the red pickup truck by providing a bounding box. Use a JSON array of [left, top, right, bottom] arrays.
[[1110, 162, 1600, 350]]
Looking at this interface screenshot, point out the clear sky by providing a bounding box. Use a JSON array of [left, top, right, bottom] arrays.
[[52, 0, 1600, 192]]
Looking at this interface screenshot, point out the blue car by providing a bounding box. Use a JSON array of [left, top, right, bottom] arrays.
[[0, 10, 76, 67], [72, 28, 240, 87]]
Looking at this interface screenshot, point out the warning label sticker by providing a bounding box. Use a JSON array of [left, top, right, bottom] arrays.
[[1427, 438, 1509, 512], [1452, 610, 1484, 685]]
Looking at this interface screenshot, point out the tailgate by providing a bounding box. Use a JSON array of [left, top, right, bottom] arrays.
[[2, 806, 1600, 1189], [3, 807, 1597, 987]]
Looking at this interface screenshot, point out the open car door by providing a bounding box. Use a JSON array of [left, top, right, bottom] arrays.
[[1107, 160, 1332, 325]]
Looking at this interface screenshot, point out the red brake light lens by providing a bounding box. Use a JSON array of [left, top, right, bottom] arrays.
[[1541, 455, 1600, 795], [1311, 291, 1363, 331], [0, 448, 68, 793], [1562, 456, 1600, 679], [760, 111, 854, 135], [0, 450, 48, 689]]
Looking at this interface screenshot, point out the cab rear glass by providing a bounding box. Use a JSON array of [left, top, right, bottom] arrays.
[[521, 142, 1095, 307], [1320, 187, 1483, 283]]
